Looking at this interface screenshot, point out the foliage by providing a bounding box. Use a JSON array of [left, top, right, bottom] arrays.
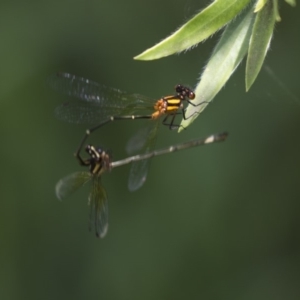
[[134, 0, 296, 130]]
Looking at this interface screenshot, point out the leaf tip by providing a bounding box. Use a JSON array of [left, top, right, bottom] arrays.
[[285, 0, 296, 7], [254, 0, 267, 13], [245, 77, 253, 92], [133, 52, 146, 60], [133, 49, 160, 61]]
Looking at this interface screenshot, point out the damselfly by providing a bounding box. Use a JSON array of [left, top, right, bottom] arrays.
[[49, 73, 206, 191], [55, 132, 228, 238]]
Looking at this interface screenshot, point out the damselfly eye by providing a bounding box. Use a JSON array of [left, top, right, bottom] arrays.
[[189, 91, 195, 100], [175, 84, 182, 93]]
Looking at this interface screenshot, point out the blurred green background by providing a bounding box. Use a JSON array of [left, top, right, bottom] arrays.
[[1, 0, 300, 299]]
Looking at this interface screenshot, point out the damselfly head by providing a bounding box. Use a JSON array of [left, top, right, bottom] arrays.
[[175, 84, 195, 100], [187, 90, 195, 100], [86, 145, 102, 159], [85, 145, 112, 174]]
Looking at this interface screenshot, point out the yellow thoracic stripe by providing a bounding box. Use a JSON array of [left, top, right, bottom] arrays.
[[166, 98, 181, 106]]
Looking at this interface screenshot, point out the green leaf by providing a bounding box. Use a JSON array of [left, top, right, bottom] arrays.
[[273, 0, 281, 21], [134, 0, 252, 61], [245, 0, 276, 91], [254, 0, 268, 12], [285, 0, 296, 7], [179, 4, 255, 131]]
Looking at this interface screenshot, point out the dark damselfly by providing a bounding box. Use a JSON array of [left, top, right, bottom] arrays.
[[55, 132, 228, 238]]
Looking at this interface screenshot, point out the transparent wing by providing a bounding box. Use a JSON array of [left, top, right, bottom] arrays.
[[48, 72, 154, 124], [55, 171, 91, 200], [126, 121, 160, 191], [54, 102, 129, 124], [88, 175, 108, 238]]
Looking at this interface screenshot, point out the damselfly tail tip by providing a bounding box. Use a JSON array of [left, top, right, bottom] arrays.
[[204, 132, 228, 144], [219, 132, 229, 140], [215, 132, 229, 142]]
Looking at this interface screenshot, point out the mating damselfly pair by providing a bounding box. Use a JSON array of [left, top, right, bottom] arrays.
[[50, 72, 228, 238]]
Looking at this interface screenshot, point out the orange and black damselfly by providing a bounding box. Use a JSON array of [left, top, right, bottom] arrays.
[[56, 132, 228, 238], [49, 72, 206, 191]]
